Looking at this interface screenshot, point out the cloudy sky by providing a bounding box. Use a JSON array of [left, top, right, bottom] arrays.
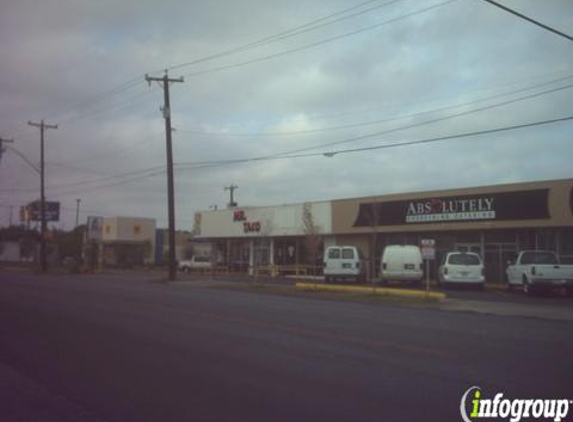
[[1, 0, 572, 230]]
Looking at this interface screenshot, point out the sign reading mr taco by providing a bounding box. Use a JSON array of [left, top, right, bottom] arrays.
[[232, 210, 261, 234]]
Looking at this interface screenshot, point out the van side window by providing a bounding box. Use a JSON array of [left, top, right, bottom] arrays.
[[342, 248, 354, 259], [328, 248, 340, 259]]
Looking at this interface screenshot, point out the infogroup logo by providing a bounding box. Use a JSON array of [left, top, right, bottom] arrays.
[[460, 386, 572, 422]]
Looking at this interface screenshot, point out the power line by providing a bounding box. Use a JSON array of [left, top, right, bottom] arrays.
[[52, 70, 573, 171], [168, 0, 404, 72], [6, 78, 572, 196], [175, 73, 573, 138], [316, 114, 573, 158], [4, 146, 40, 173], [480, 0, 573, 42], [1, 0, 401, 135], [181, 0, 460, 79], [35, 114, 573, 198], [266, 81, 573, 156], [171, 114, 573, 165]]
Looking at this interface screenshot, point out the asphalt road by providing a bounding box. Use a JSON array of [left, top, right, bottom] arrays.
[[0, 270, 572, 422]]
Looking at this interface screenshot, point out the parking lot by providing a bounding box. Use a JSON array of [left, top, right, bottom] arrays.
[[172, 268, 573, 307]]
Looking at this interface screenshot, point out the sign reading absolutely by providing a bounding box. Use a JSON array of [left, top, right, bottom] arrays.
[[353, 189, 550, 227], [406, 197, 495, 223]]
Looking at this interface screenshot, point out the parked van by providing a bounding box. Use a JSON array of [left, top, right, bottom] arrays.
[[438, 251, 485, 289], [380, 245, 423, 283], [323, 245, 366, 283]]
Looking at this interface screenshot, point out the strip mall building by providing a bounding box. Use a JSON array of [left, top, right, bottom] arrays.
[[195, 178, 573, 282]]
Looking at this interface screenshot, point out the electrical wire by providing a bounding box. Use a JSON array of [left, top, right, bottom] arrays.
[[168, 0, 405, 71], [175, 73, 573, 137], [263, 81, 573, 156], [4, 147, 40, 174], [18, 114, 573, 199], [6, 79, 572, 195], [480, 0, 573, 42], [5, 0, 405, 133], [181, 0, 460, 79]]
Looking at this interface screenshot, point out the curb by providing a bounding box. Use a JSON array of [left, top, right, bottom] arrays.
[[484, 283, 508, 291], [295, 282, 446, 301]]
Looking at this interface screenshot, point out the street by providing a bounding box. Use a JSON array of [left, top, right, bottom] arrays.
[[0, 270, 572, 422]]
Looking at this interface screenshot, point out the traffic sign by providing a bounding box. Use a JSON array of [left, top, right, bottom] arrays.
[[420, 239, 436, 260]]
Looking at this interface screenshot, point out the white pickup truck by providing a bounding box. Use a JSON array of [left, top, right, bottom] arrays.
[[506, 250, 573, 295]]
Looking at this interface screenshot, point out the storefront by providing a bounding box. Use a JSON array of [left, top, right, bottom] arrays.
[[196, 179, 573, 282], [196, 202, 332, 275], [331, 179, 573, 282]]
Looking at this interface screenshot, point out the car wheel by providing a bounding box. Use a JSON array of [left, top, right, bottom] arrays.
[[523, 278, 535, 296], [184, 266, 191, 274], [507, 282, 514, 292]]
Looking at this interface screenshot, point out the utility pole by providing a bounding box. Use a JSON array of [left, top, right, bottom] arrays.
[[145, 71, 184, 281], [224, 185, 238, 208], [75, 198, 81, 227], [0, 137, 14, 163], [28, 120, 58, 272]]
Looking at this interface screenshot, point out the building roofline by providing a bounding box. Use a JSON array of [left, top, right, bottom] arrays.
[[198, 177, 572, 213]]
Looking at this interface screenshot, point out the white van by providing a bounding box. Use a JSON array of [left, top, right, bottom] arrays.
[[323, 246, 365, 283], [380, 245, 423, 283]]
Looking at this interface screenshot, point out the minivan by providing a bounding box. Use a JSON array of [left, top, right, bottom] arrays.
[[323, 245, 365, 283], [438, 251, 485, 289], [380, 245, 423, 283]]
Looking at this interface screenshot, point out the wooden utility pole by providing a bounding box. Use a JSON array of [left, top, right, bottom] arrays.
[[28, 120, 58, 272], [145, 71, 184, 281]]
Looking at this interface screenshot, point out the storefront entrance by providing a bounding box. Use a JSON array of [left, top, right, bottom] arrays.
[[484, 243, 519, 283]]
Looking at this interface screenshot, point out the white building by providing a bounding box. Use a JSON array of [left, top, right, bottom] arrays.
[[197, 201, 332, 274], [101, 217, 156, 266]]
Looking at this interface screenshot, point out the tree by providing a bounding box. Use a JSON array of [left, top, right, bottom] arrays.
[[192, 213, 201, 236], [302, 203, 322, 275]]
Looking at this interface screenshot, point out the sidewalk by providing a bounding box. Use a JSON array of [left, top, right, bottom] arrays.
[[439, 299, 573, 322]]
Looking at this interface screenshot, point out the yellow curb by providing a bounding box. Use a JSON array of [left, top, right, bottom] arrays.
[[295, 282, 446, 301]]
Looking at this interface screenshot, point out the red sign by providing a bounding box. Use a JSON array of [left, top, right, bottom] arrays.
[[233, 210, 246, 222], [243, 221, 261, 233]]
